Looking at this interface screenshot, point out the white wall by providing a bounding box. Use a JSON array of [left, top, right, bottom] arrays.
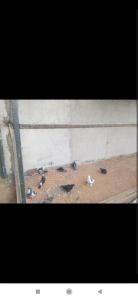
[[19, 100, 137, 171], [18, 99, 136, 124], [0, 100, 137, 173]]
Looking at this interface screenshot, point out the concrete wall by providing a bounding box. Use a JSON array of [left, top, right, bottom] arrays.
[[0, 100, 13, 175], [0, 100, 137, 174]]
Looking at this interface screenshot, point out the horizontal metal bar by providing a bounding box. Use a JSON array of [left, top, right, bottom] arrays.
[[19, 123, 137, 129]]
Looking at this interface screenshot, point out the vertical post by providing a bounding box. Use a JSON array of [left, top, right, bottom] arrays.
[[0, 128, 7, 178], [10, 100, 26, 203]]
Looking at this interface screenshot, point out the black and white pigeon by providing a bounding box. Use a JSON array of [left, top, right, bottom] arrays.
[[26, 188, 37, 198], [71, 160, 78, 170], [37, 167, 48, 175], [38, 175, 46, 189], [100, 168, 107, 174]]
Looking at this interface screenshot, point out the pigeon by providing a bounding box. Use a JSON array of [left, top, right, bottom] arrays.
[[38, 175, 46, 189], [100, 168, 107, 174], [87, 176, 95, 186], [37, 167, 48, 174], [71, 160, 78, 170], [57, 167, 67, 172], [61, 184, 75, 193], [26, 188, 37, 198]]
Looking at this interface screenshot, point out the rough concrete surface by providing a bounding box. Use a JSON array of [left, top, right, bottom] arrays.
[[0, 100, 137, 174], [19, 100, 137, 172], [25, 154, 137, 204], [0, 178, 16, 203]]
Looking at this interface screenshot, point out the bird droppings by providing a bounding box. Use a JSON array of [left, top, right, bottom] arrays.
[[57, 167, 67, 172], [25, 154, 136, 203], [61, 184, 75, 193]]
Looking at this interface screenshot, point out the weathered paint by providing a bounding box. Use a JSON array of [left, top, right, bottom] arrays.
[[0, 100, 13, 174], [19, 100, 137, 171], [0, 99, 137, 173]]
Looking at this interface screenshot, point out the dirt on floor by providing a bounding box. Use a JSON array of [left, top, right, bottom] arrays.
[[25, 153, 137, 204], [0, 177, 17, 203]]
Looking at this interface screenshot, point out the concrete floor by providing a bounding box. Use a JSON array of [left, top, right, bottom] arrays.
[[25, 153, 137, 204], [0, 177, 16, 203]]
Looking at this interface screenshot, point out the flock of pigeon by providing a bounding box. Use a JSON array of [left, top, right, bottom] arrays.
[[26, 160, 107, 202]]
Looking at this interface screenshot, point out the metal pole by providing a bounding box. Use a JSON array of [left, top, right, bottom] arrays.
[[0, 128, 7, 178], [10, 100, 26, 203]]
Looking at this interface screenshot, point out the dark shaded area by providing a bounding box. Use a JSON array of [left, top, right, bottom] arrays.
[[57, 167, 67, 172], [61, 184, 75, 192], [0, 204, 136, 283]]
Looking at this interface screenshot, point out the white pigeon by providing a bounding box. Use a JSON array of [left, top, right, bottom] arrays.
[[87, 176, 95, 186]]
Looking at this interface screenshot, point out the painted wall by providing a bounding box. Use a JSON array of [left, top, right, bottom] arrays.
[[0, 100, 137, 173], [0, 100, 13, 175]]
